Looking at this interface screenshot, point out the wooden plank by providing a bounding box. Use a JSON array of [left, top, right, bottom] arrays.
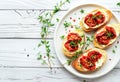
[[0, 9, 120, 25], [0, 11, 119, 38], [0, 10, 66, 24], [0, 67, 120, 82], [0, 39, 120, 68], [0, 39, 61, 67], [0, 0, 119, 9]]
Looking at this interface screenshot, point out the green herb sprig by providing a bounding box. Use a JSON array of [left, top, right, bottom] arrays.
[[38, 0, 71, 69], [117, 2, 120, 6], [80, 9, 85, 14], [84, 35, 94, 50], [67, 51, 83, 65]]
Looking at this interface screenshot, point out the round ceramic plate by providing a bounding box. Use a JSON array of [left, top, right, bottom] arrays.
[[54, 4, 120, 78]]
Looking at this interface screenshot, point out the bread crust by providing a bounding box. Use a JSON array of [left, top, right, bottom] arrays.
[[80, 9, 112, 32], [72, 48, 107, 73], [63, 29, 85, 58], [93, 24, 120, 49]]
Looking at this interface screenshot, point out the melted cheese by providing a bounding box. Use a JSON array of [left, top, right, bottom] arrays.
[[95, 57, 104, 68]]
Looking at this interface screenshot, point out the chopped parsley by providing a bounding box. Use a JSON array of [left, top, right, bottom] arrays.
[[80, 64, 82, 68], [84, 36, 94, 50], [115, 45, 117, 48], [60, 35, 65, 39], [75, 51, 83, 55], [106, 32, 113, 38], [70, 41, 77, 47], [67, 51, 81, 65], [91, 55, 95, 59], [64, 21, 72, 28], [80, 9, 85, 13], [83, 80, 86, 82], [112, 49, 115, 53], [74, 25, 80, 29], [92, 15, 102, 19], [117, 2, 120, 6], [56, 18, 59, 22]]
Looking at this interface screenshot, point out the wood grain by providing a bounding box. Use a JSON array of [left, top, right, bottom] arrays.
[[0, 0, 120, 82], [0, 68, 120, 82]]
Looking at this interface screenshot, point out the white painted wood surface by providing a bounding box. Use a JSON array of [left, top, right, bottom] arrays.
[[0, 0, 120, 82]]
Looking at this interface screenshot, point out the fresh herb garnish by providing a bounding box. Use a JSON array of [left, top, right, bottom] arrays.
[[83, 80, 86, 82], [64, 21, 72, 28], [112, 49, 115, 53], [60, 35, 65, 39], [115, 45, 117, 48], [56, 18, 60, 22], [117, 2, 120, 6], [67, 51, 82, 65], [92, 15, 97, 19], [106, 32, 113, 38], [81, 34, 85, 37], [70, 41, 77, 47], [38, 0, 71, 69], [74, 25, 80, 29], [80, 9, 85, 13], [84, 36, 93, 50], [92, 15, 102, 19], [80, 64, 82, 68], [79, 41, 86, 46], [91, 55, 95, 59]]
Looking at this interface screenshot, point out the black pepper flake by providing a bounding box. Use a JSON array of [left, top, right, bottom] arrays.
[[27, 54, 29, 57]]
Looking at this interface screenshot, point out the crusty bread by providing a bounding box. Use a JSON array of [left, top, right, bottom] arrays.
[[63, 29, 85, 58], [80, 9, 112, 32], [72, 48, 107, 73], [93, 24, 120, 49]]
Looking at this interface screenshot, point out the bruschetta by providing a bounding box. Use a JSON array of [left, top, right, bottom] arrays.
[[93, 24, 120, 49], [72, 48, 107, 73], [80, 9, 112, 32], [63, 29, 85, 58]]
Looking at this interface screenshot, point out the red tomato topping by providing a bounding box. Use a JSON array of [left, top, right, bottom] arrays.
[[84, 11, 105, 27], [85, 14, 96, 27], [95, 11, 105, 24], [105, 26, 116, 39], [67, 33, 82, 41], [80, 56, 95, 70], [80, 50, 102, 70], [64, 40, 78, 52], [88, 51, 102, 62], [96, 26, 116, 45]]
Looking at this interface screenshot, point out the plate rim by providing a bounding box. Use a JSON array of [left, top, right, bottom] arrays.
[[54, 3, 120, 79]]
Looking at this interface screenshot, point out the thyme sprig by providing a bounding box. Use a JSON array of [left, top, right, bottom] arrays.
[[117, 2, 120, 6], [38, 0, 71, 69]]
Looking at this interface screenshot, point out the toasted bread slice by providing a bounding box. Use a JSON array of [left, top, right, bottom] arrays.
[[63, 29, 85, 58], [72, 48, 107, 73], [80, 9, 112, 32], [93, 24, 120, 49]]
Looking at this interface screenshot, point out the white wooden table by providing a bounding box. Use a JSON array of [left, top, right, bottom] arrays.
[[0, 0, 120, 82]]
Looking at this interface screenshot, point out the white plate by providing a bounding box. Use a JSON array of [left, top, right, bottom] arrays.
[[54, 4, 120, 79]]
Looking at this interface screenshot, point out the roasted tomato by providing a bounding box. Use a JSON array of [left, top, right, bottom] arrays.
[[96, 26, 116, 45], [84, 14, 96, 27], [67, 33, 82, 41], [96, 31, 110, 45], [95, 11, 105, 24], [88, 51, 102, 62], [80, 56, 95, 70], [105, 26, 116, 39], [64, 40, 78, 52], [84, 11, 105, 27]]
